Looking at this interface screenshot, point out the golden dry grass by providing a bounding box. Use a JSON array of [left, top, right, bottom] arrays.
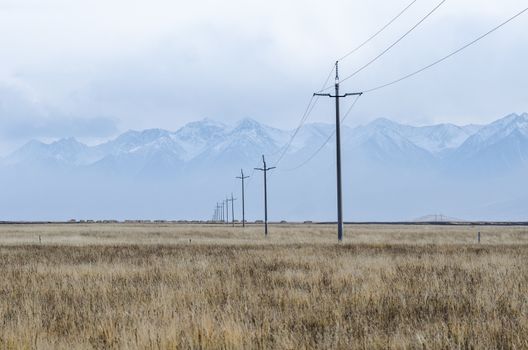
[[0, 223, 527, 349]]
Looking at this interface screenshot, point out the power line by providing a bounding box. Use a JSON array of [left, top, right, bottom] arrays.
[[243, 168, 257, 189], [273, 64, 335, 167], [363, 6, 528, 93], [338, 0, 419, 61], [285, 4, 528, 171], [272, 0, 423, 167], [282, 94, 362, 172], [319, 0, 447, 92]]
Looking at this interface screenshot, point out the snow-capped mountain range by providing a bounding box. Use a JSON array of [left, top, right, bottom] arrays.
[[6, 113, 528, 168], [1, 113, 528, 221]]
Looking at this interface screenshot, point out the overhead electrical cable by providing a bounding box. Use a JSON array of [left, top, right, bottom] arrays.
[[362, 6, 528, 93], [319, 0, 447, 92], [272, 0, 425, 168], [278, 5, 528, 172], [272, 64, 335, 167], [281, 94, 362, 172], [338, 0, 419, 61]]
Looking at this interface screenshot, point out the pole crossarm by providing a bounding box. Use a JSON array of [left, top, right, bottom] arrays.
[[343, 92, 363, 97], [314, 92, 363, 98]]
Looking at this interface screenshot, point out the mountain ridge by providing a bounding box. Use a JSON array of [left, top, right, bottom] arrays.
[[5, 113, 527, 172], [2, 113, 528, 222]]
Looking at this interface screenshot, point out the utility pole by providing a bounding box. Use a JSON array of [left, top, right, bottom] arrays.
[[221, 201, 225, 223], [236, 169, 250, 227], [217, 203, 221, 222], [225, 197, 229, 224], [314, 61, 362, 242], [255, 155, 276, 236], [229, 193, 237, 227]]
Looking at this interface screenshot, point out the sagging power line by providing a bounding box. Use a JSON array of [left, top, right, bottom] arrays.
[[274, 1, 430, 168], [282, 93, 362, 172], [338, 0, 419, 61], [210, 3, 528, 236], [273, 65, 336, 167], [319, 0, 447, 92], [362, 5, 528, 93]]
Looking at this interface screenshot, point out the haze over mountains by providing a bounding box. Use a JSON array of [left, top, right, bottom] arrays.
[[2, 113, 528, 221]]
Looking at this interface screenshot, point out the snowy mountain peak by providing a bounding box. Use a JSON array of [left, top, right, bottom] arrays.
[[7, 137, 90, 165], [368, 117, 401, 129], [4, 112, 528, 172], [355, 118, 480, 154], [465, 113, 528, 146], [234, 117, 264, 131], [51, 137, 86, 149], [494, 112, 528, 125], [175, 118, 227, 139]]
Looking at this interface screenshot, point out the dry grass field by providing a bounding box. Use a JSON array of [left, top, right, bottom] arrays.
[[0, 223, 527, 349]]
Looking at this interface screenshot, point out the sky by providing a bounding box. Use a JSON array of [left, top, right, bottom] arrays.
[[0, 0, 527, 155]]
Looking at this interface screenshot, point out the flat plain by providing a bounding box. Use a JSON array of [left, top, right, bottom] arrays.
[[0, 223, 527, 349]]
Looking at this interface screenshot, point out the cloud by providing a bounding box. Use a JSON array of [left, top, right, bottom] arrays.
[[0, 0, 526, 136], [0, 85, 118, 141]]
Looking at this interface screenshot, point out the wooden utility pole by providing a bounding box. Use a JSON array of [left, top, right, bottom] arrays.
[[225, 197, 229, 224], [228, 193, 237, 227], [255, 155, 275, 236], [236, 169, 250, 227], [314, 61, 362, 242]]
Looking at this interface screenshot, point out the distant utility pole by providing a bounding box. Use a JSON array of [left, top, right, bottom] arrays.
[[221, 201, 225, 222], [217, 203, 222, 222], [314, 61, 362, 242], [236, 169, 250, 227], [225, 197, 229, 224], [229, 193, 237, 227], [255, 155, 276, 236]]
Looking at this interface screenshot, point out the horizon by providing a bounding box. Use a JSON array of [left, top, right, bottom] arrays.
[[2, 110, 528, 222]]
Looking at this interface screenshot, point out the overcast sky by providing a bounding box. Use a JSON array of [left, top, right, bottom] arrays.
[[0, 0, 527, 154]]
